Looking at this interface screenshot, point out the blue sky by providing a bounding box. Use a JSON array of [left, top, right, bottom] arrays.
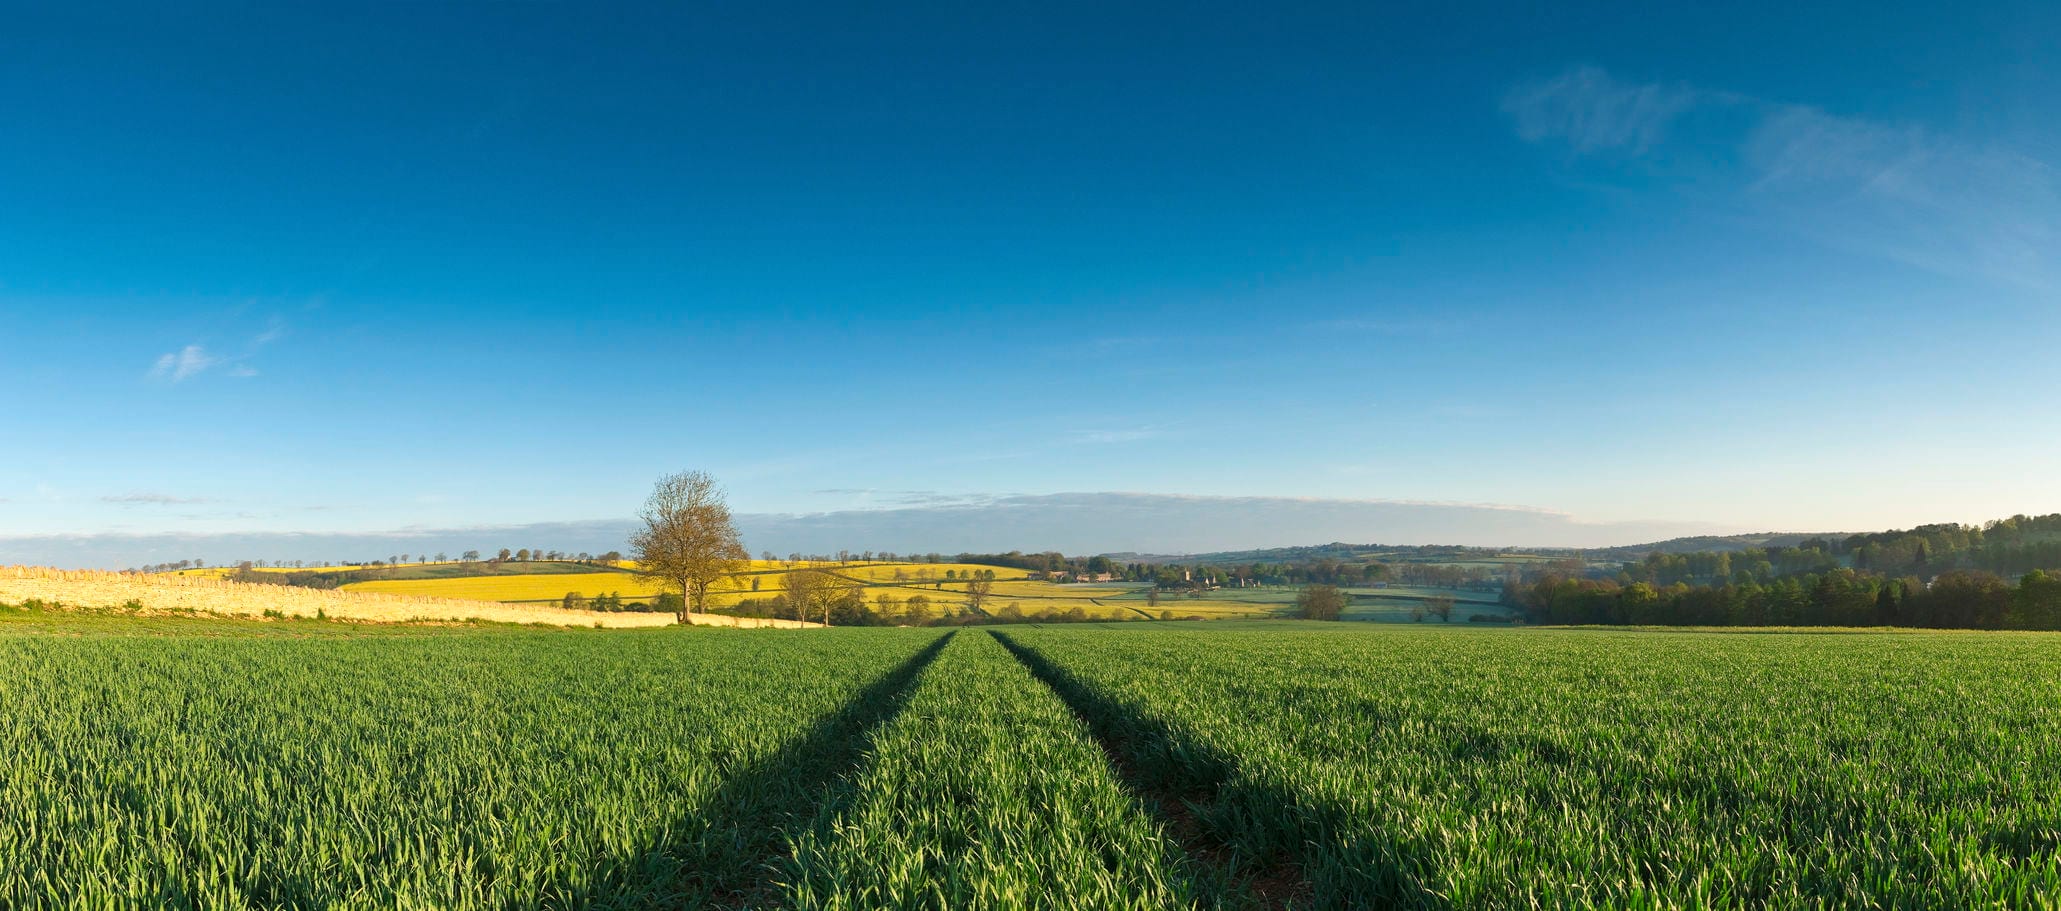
[[4, 2, 2059, 562]]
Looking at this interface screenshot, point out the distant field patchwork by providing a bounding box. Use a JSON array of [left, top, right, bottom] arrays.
[[150, 559, 1516, 624]]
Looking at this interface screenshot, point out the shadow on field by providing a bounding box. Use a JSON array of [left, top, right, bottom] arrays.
[[990, 630, 1450, 911], [559, 630, 954, 911]]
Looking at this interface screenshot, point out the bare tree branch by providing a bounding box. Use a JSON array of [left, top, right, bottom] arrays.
[[629, 471, 747, 623]]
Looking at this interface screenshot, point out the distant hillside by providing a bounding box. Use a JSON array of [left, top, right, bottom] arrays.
[[1583, 533, 1840, 561], [1102, 542, 1579, 565], [1107, 533, 1844, 565], [1105, 517, 2061, 584]]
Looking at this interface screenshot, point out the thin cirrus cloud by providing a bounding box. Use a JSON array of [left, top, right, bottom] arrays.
[[1505, 65, 2059, 291], [1308, 315, 1475, 337], [1502, 65, 1701, 154], [146, 319, 290, 384], [806, 489, 1001, 509], [1068, 427, 1165, 445], [251, 319, 288, 346], [1742, 106, 2058, 291], [100, 493, 212, 506], [147, 345, 219, 383]]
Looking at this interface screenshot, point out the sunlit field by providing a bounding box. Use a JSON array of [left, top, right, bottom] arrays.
[[125, 551, 1526, 627], [343, 571, 671, 602], [0, 567, 672, 628], [997, 623, 2061, 906], [2, 612, 2055, 908], [342, 560, 1046, 605], [328, 562, 1515, 624]]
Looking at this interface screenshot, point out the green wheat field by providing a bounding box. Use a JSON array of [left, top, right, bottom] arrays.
[[3, 609, 2057, 909]]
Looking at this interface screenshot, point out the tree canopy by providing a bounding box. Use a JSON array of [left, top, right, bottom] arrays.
[[629, 471, 747, 622]]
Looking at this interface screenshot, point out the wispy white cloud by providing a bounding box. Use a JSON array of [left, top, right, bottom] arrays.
[[147, 315, 293, 384], [1503, 65, 1700, 154], [148, 345, 219, 382], [1310, 315, 1475, 337], [806, 490, 1001, 510], [1741, 106, 2059, 290], [252, 317, 288, 347], [1068, 426, 1164, 445], [100, 493, 211, 506], [1506, 65, 2061, 291]]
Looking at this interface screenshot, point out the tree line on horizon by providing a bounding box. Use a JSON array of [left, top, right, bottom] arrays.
[[1508, 514, 2061, 630], [1511, 569, 2061, 630]]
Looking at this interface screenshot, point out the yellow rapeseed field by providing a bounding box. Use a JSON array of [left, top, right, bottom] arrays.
[[831, 563, 1035, 583], [344, 572, 671, 602], [340, 562, 1036, 605], [0, 566, 676, 628], [319, 559, 1167, 622], [341, 567, 813, 603]]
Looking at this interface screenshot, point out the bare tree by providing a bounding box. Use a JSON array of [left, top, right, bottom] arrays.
[[782, 568, 855, 626], [964, 577, 994, 616], [1426, 594, 1456, 623], [780, 569, 815, 619], [630, 470, 748, 623]]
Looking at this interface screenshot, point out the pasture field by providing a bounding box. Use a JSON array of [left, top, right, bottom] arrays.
[[983, 579, 1130, 600], [1127, 599, 1280, 620], [1104, 584, 1518, 621], [1345, 584, 1503, 603]]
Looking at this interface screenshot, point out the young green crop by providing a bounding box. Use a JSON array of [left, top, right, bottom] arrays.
[[9, 608, 2061, 910], [778, 632, 1207, 910], [0, 620, 946, 909], [1004, 624, 2061, 908]]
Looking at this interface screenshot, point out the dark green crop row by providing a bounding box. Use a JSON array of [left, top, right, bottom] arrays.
[[778, 631, 1203, 910]]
